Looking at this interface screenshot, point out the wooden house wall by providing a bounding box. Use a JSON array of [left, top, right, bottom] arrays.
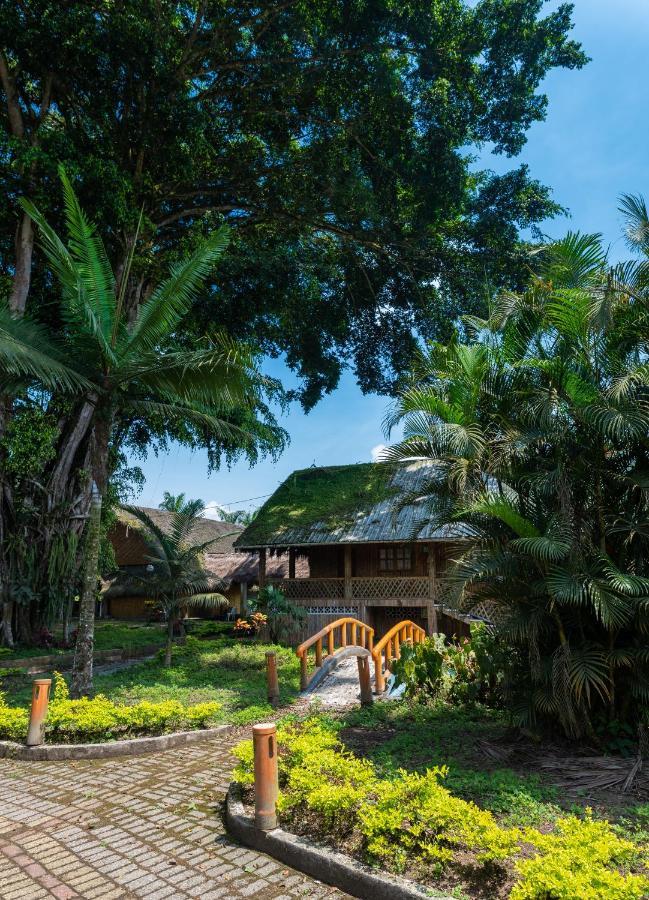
[[304, 542, 448, 577], [304, 545, 343, 577]]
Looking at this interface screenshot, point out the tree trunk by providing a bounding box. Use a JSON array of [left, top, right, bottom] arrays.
[[70, 482, 102, 698], [49, 397, 97, 504], [9, 212, 34, 314], [0, 599, 14, 648], [62, 595, 74, 646], [17, 604, 32, 644], [164, 615, 174, 667]]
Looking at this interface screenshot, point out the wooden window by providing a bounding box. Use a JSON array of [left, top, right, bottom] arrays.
[[396, 546, 412, 571], [379, 547, 412, 571]]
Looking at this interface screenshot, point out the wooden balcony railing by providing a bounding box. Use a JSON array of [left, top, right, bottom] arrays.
[[272, 577, 344, 600], [351, 576, 429, 600], [270, 576, 429, 602], [295, 617, 374, 690], [371, 619, 426, 693]]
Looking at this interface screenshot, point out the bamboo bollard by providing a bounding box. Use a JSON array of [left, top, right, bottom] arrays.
[[266, 651, 279, 705], [374, 656, 385, 694], [26, 679, 51, 747], [253, 723, 278, 830]]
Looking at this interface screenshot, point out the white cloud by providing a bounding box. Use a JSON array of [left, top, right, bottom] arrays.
[[371, 443, 388, 462], [203, 501, 223, 520]]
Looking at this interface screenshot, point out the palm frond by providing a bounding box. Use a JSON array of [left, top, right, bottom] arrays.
[[618, 193, 649, 254], [125, 226, 230, 355], [0, 307, 90, 392]]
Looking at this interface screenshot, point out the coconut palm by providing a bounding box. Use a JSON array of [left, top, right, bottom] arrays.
[[214, 506, 258, 525], [0, 168, 283, 685], [384, 218, 649, 740], [125, 499, 231, 665], [159, 493, 188, 513]]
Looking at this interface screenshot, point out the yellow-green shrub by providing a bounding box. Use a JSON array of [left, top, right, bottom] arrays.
[[233, 717, 649, 897], [233, 716, 341, 786], [0, 673, 221, 743], [234, 716, 376, 830], [0, 691, 29, 741], [511, 815, 649, 900], [234, 718, 515, 861], [280, 746, 377, 827], [358, 767, 519, 871]]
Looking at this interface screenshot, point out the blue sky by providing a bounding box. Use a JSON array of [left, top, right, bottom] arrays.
[[132, 0, 649, 516]]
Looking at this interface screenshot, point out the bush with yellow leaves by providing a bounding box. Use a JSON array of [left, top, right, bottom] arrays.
[[232, 717, 649, 899], [512, 814, 648, 900], [0, 672, 221, 743]]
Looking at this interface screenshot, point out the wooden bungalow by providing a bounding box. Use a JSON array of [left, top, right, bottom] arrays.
[[103, 507, 307, 618], [235, 461, 485, 645]]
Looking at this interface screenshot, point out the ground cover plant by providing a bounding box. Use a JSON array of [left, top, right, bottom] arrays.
[[234, 714, 649, 899], [240, 463, 399, 544], [0, 634, 302, 740]]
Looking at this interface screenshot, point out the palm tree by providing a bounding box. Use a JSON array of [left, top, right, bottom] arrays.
[[124, 499, 230, 665], [0, 168, 283, 679], [160, 493, 187, 513], [384, 218, 649, 740], [214, 506, 258, 525]]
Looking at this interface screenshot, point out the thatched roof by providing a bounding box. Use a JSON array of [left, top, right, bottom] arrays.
[[236, 461, 468, 549], [104, 507, 308, 598], [111, 507, 240, 566], [203, 551, 309, 586]]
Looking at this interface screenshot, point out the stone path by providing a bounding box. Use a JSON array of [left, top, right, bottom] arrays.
[[0, 731, 348, 900], [306, 658, 364, 708]]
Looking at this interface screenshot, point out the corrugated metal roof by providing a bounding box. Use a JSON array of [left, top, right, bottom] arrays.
[[236, 461, 468, 548]]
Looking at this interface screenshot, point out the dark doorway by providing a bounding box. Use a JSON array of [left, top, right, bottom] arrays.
[[368, 605, 428, 641]]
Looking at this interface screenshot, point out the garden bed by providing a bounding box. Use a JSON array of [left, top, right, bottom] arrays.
[[0, 633, 302, 743], [232, 708, 649, 900]]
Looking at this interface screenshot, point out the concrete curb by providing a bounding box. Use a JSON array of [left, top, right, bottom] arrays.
[[225, 783, 451, 900], [0, 724, 232, 761]]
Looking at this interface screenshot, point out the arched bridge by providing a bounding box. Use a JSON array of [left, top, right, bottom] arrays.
[[296, 616, 427, 698]]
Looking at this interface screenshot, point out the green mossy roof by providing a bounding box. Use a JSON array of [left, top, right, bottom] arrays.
[[237, 463, 398, 547]]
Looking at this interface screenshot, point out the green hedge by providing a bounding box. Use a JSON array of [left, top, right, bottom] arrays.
[[0, 672, 220, 743]]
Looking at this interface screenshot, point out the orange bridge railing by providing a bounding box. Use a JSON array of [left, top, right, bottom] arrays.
[[371, 619, 426, 693], [296, 617, 374, 691]]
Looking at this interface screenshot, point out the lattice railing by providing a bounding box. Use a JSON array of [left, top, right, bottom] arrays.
[[351, 577, 429, 601], [271, 578, 345, 600], [435, 578, 500, 624]]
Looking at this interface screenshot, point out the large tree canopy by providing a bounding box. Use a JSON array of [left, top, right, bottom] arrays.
[[1, 0, 586, 407]]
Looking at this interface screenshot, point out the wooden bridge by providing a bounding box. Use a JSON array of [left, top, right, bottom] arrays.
[[296, 616, 427, 696]]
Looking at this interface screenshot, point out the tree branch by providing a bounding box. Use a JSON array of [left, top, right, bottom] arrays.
[[0, 51, 25, 138]]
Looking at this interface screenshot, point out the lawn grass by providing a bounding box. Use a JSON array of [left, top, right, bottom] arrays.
[[1, 634, 302, 724], [338, 701, 566, 830], [0, 620, 167, 660], [336, 701, 649, 843]]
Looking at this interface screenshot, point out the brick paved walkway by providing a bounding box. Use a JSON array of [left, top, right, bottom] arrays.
[[0, 731, 347, 900]]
